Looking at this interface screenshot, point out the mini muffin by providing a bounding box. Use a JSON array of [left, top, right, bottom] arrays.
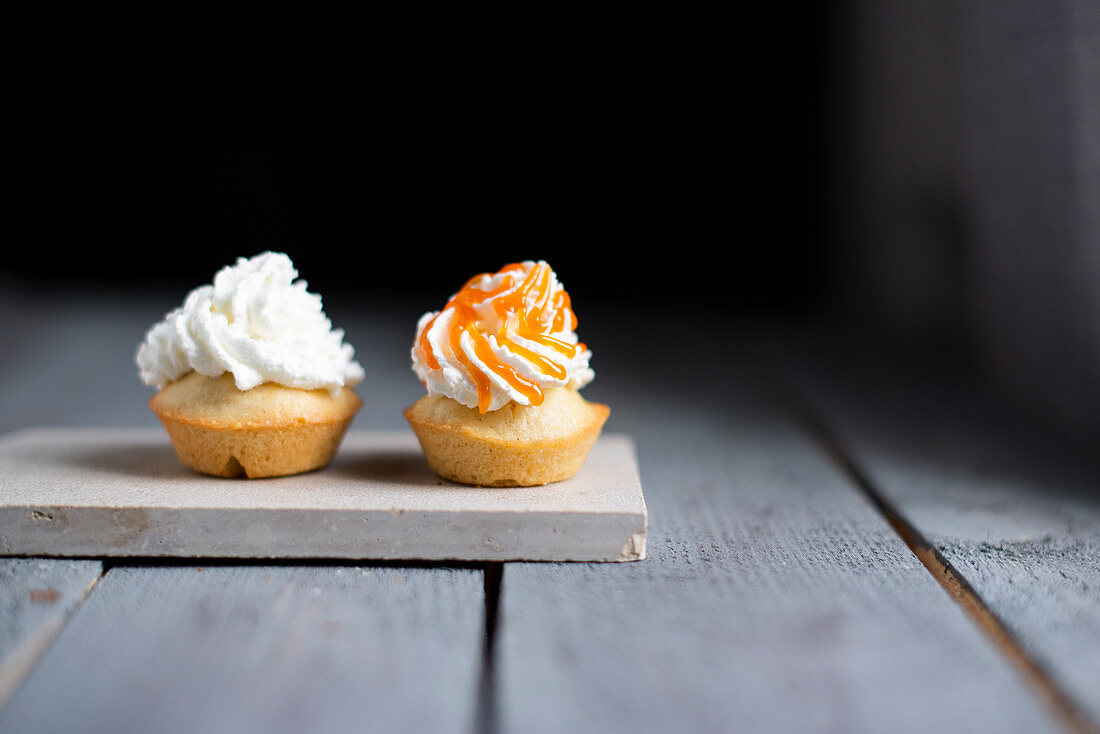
[[405, 387, 608, 486], [405, 260, 607, 486], [151, 372, 361, 478], [136, 252, 365, 478]]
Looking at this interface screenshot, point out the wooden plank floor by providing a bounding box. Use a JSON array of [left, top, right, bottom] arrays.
[[778, 335, 1100, 733], [2, 294, 1099, 733], [0, 559, 101, 707], [493, 334, 1061, 734]]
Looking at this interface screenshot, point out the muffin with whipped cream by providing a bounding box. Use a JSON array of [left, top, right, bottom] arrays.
[[136, 252, 364, 478], [405, 260, 608, 486]]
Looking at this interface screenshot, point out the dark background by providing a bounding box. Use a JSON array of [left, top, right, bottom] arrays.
[[3, 2, 1098, 451], [2, 9, 827, 313]]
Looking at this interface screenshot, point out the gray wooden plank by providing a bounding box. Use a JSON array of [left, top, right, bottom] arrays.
[[0, 564, 483, 734], [779, 335, 1100, 729], [494, 331, 1060, 734], [0, 559, 102, 707]]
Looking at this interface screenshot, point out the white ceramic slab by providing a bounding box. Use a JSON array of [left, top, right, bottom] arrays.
[[0, 429, 647, 562]]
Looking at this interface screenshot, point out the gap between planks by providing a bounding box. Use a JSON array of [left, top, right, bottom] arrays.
[[475, 563, 503, 734], [756, 347, 1100, 734]]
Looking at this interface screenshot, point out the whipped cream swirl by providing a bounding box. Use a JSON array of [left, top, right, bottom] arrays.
[[412, 260, 594, 412], [137, 252, 365, 395]]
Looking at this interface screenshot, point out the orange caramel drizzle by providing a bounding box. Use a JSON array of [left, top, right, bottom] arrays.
[[418, 262, 582, 413]]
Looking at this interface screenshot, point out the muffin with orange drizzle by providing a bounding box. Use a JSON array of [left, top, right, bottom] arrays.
[[405, 260, 608, 486]]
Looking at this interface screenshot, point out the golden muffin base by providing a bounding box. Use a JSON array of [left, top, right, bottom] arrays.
[[404, 387, 609, 487], [149, 371, 362, 478]]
